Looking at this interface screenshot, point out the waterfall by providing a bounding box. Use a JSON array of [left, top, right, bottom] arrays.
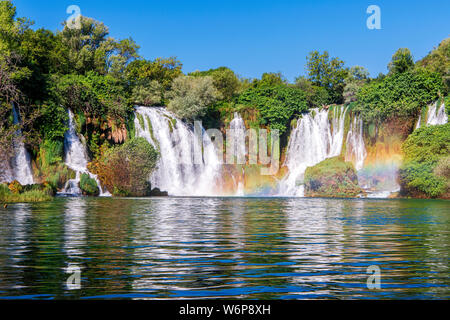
[[415, 114, 422, 130], [134, 106, 221, 196], [61, 109, 109, 196], [277, 106, 348, 197], [426, 101, 448, 125], [229, 112, 246, 163], [416, 101, 448, 130], [11, 105, 34, 185], [345, 115, 367, 171]]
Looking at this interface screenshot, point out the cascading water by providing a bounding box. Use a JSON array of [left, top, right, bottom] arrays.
[[134, 106, 221, 196], [416, 101, 448, 129], [277, 106, 348, 197], [229, 113, 246, 196], [61, 109, 109, 196], [345, 115, 367, 171], [11, 105, 34, 185], [426, 101, 447, 125], [229, 112, 246, 163]]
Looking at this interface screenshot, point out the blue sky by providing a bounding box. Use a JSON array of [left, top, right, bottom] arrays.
[[13, 0, 450, 82]]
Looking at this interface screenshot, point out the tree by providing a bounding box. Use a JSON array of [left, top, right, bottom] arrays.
[[388, 48, 414, 74], [190, 67, 241, 101], [295, 76, 329, 108], [57, 16, 139, 76], [131, 80, 162, 106], [306, 50, 348, 104], [126, 57, 183, 91], [416, 38, 450, 94], [167, 76, 221, 121], [343, 66, 370, 104]]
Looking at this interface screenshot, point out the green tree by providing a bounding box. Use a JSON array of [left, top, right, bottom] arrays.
[[126, 57, 183, 91], [416, 38, 450, 94], [306, 50, 348, 104], [343, 66, 370, 104], [167, 76, 221, 121], [388, 48, 414, 74], [190, 67, 241, 101]]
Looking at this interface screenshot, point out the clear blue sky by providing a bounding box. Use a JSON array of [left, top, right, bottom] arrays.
[[13, 0, 450, 82]]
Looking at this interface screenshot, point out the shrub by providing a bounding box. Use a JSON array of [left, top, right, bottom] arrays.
[[399, 123, 450, 198], [80, 173, 99, 196], [1, 182, 53, 203], [304, 157, 362, 197], [95, 137, 159, 196]]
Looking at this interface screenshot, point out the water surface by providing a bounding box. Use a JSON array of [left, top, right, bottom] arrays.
[[0, 197, 448, 299]]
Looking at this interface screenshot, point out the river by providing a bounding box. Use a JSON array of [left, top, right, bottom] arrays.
[[0, 197, 448, 299]]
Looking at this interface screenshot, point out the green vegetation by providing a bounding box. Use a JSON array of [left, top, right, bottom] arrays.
[[399, 123, 450, 198], [304, 157, 362, 197], [235, 83, 308, 134], [80, 173, 99, 196], [0, 182, 53, 203], [416, 38, 449, 94], [388, 48, 415, 75], [167, 76, 221, 121], [305, 51, 348, 104], [354, 69, 443, 123], [1, 1, 449, 200], [94, 137, 159, 197]]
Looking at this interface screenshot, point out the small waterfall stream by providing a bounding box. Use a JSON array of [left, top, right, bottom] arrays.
[[134, 106, 221, 196], [345, 115, 367, 171], [416, 101, 448, 129], [277, 106, 348, 196], [426, 101, 448, 125], [11, 105, 34, 185], [61, 109, 109, 196]]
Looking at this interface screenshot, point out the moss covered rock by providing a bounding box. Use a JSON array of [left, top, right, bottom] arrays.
[[80, 173, 100, 196], [304, 157, 363, 197]]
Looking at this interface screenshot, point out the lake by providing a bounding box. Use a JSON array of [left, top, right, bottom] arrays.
[[0, 197, 448, 299]]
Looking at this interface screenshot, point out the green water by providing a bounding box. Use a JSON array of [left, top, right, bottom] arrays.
[[0, 197, 449, 299]]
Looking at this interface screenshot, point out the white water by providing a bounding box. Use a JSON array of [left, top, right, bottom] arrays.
[[11, 105, 34, 185], [277, 106, 348, 197], [134, 106, 221, 196], [416, 101, 448, 129], [62, 109, 109, 196], [229, 112, 246, 164], [345, 115, 367, 171], [426, 101, 448, 125]]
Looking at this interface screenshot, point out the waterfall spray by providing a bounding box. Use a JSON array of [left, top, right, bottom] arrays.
[[134, 106, 221, 196], [11, 105, 34, 185], [61, 109, 110, 196], [277, 106, 348, 196]]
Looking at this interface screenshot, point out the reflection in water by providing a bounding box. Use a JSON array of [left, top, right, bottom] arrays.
[[0, 197, 448, 299]]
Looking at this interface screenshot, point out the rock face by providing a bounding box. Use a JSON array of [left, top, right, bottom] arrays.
[[304, 157, 363, 198], [149, 188, 169, 197]]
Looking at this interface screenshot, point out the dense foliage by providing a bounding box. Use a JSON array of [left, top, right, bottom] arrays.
[[167, 76, 221, 121], [93, 137, 159, 197], [235, 84, 308, 133], [354, 69, 444, 122], [0, 0, 449, 201], [399, 123, 450, 198], [304, 157, 362, 197]]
